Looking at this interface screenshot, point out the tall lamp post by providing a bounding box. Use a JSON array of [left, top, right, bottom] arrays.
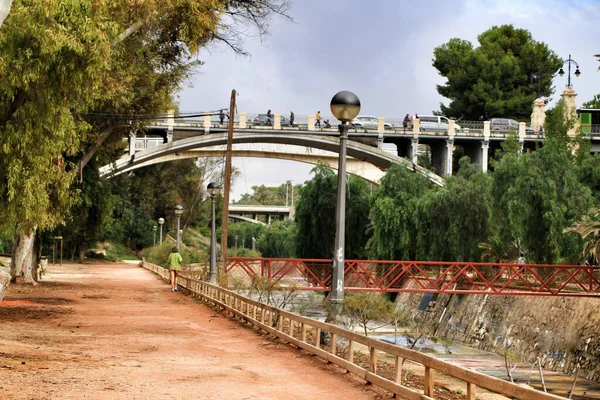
[[329, 90, 361, 317], [207, 182, 221, 283], [174, 205, 184, 250], [158, 217, 165, 243], [558, 54, 581, 88], [152, 225, 157, 247]]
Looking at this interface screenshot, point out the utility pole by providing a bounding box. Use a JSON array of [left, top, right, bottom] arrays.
[[221, 90, 236, 274]]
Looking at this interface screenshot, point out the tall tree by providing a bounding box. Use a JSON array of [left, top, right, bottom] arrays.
[[295, 164, 371, 259], [433, 25, 562, 120], [0, 0, 288, 282]]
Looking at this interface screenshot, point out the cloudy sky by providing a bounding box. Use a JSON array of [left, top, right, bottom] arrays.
[[177, 0, 600, 200]]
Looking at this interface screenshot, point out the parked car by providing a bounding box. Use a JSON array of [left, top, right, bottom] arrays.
[[351, 115, 394, 130], [490, 118, 535, 134], [418, 115, 461, 131], [252, 114, 296, 127]]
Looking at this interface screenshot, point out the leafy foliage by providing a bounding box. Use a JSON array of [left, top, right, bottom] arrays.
[[294, 164, 371, 259], [343, 292, 392, 336], [235, 181, 300, 206], [256, 220, 297, 258], [432, 25, 562, 120]]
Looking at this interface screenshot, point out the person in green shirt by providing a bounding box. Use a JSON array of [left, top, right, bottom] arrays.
[[167, 246, 183, 292]]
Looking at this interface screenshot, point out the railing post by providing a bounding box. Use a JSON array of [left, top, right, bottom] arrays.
[[448, 119, 456, 135], [315, 328, 321, 348], [467, 382, 476, 400], [412, 118, 420, 134], [204, 114, 212, 134], [394, 356, 402, 383], [307, 115, 316, 131], [301, 323, 307, 342], [369, 347, 378, 374], [424, 366, 434, 396], [348, 340, 354, 363], [239, 112, 247, 129], [330, 333, 337, 356], [274, 114, 281, 130], [483, 120, 491, 139], [377, 117, 385, 134]]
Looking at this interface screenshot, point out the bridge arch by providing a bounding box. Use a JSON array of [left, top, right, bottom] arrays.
[[99, 132, 444, 186]]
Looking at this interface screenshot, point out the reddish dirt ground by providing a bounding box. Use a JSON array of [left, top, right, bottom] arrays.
[[0, 262, 385, 400]]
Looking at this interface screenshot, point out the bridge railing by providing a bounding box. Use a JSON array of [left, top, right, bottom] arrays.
[[140, 260, 564, 400], [225, 257, 600, 297]]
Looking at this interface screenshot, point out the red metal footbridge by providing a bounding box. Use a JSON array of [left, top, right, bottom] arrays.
[[225, 257, 600, 297]]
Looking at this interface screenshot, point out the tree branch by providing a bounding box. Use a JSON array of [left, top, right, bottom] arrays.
[[77, 126, 117, 179], [112, 21, 144, 46]]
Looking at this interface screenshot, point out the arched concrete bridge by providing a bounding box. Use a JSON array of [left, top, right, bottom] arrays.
[[99, 131, 444, 186]]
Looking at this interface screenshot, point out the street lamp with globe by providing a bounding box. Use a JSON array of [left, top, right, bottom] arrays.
[[207, 182, 221, 283], [329, 90, 361, 317], [158, 217, 165, 243]]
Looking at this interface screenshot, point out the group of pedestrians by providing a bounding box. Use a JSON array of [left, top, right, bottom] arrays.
[[402, 113, 419, 129], [264, 109, 330, 128]]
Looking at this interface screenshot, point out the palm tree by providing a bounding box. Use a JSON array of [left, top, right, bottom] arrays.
[[478, 234, 509, 263], [564, 208, 600, 264]]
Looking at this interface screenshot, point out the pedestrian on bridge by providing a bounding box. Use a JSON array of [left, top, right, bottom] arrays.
[[315, 111, 322, 127], [266, 109, 273, 125], [219, 109, 225, 125], [290, 111, 295, 127], [168, 246, 183, 292], [403, 114, 410, 130]]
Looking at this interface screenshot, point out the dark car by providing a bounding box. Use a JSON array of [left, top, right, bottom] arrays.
[[252, 114, 296, 127]]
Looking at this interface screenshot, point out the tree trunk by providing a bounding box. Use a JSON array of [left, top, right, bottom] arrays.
[[10, 230, 38, 284]]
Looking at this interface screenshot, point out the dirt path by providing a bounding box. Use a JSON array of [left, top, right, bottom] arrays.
[[0, 262, 383, 400]]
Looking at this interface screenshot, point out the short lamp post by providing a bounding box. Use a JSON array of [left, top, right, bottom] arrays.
[[558, 54, 581, 89], [153, 225, 157, 247], [158, 217, 165, 243], [207, 182, 221, 283], [329, 90, 361, 317], [174, 205, 184, 250]]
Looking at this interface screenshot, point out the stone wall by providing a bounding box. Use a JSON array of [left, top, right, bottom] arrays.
[[399, 292, 600, 382]]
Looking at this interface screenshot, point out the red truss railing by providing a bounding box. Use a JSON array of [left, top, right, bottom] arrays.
[[225, 257, 600, 297]]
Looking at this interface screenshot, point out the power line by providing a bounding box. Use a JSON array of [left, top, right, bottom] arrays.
[[81, 109, 229, 121]]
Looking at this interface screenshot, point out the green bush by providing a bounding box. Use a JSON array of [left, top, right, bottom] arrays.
[[142, 239, 206, 268]]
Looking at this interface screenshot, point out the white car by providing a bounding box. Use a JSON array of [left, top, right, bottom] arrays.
[[418, 115, 461, 132], [351, 115, 394, 130]]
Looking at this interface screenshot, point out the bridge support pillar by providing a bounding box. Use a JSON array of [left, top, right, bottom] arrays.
[[204, 114, 212, 134], [481, 141, 489, 173], [167, 110, 174, 143], [445, 139, 454, 176], [128, 131, 136, 156], [266, 214, 271, 225], [239, 112, 247, 129], [411, 139, 419, 164]]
